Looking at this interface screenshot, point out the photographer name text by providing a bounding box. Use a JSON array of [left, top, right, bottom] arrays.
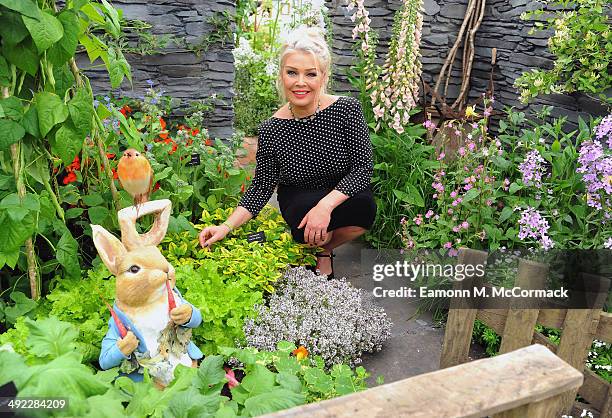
[[372, 286, 569, 299]]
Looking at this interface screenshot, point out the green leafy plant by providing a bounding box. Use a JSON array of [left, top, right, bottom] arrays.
[[0, 0, 131, 299], [0, 317, 370, 417], [515, 0, 612, 103]]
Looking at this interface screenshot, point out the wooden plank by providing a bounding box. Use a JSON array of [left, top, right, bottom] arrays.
[[537, 308, 567, 329], [440, 248, 489, 369], [532, 331, 557, 353], [476, 308, 506, 335], [263, 345, 583, 418], [499, 259, 548, 354], [557, 309, 603, 413], [601, 382, 612, 418], [579, 369, 609, 411], [596, 312, 612, 343], [495, 393, 564, 418]]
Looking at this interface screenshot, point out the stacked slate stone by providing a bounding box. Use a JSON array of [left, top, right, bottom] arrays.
[[325, 0, 607, 128], [76, 0, 235, 139]]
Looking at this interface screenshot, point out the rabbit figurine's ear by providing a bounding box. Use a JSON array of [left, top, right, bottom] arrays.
[[91, 225, 127, 276]]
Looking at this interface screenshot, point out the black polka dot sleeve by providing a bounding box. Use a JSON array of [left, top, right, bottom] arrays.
[[334, 97, 373, 197], [238, 123, 279, 217], [238, 96, 374, 217]]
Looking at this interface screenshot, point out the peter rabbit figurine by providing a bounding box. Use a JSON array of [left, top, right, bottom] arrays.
[[94, 199, 202, 386]]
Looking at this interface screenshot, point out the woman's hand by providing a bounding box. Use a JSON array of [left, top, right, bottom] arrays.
[[298, 204, 331, 245], [199, 225, 230, 248]]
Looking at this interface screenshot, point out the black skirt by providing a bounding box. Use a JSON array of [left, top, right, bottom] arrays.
[[277, 185, 377, 244]]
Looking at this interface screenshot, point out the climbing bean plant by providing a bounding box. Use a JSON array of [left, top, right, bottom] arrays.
[[0, 0, 131, 299]]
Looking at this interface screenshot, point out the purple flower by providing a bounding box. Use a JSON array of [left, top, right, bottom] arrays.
[[577, 139, 612, 214], [423, 120, 435, 131], [595, 114, 612, 148], [518, 207, 554, 250], [443, 242, 452, 249], [146, 79, 155, 87], [519, 150, 547, 188], [425, 210, 434, 218], [461, 221, 469, 229]]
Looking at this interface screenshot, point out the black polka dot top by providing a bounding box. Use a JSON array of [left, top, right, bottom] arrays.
[[239, 96, 373, 217]]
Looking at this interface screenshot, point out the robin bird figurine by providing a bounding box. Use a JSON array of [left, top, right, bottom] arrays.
[[117, 149, 153, 207]]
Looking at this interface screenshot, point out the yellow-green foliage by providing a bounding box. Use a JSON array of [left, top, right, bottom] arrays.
[[161, 205, 316, 293]]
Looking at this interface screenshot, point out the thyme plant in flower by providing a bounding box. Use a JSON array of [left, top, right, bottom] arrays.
[[346, 0, 424, 133]]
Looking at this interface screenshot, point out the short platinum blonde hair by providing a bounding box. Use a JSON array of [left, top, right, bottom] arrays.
[[276, 26, 331, 103]]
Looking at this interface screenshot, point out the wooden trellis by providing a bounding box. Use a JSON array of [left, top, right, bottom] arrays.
[[441, 248, 612, 418]]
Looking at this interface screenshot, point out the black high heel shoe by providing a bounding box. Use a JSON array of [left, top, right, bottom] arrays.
[[315, 251, 335, 280]]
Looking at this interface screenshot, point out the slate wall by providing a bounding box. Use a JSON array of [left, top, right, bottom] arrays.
[[76, 0, 236, 139], [325, 0, 606, 125]]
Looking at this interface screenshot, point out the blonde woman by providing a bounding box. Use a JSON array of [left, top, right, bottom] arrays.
[[199, 27, 376, 279]]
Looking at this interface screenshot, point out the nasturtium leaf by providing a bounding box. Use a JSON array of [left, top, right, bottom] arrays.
[[0, 207, 35, 250], [57, 231, 80, 279], [304, 367, 333, 393], [4, 291, 37, 325], [25, 316, 78, 359], [0, 9, 30, 45], [22, 11, 64, 53], [276, 372, 302, 393], [334, 373, 359, 395], [51, 120, 82, 164], [0, 96, 23, 121], [2, 37, 39, 75], [0, 0, 40, 18], [275, 341, 296, 353], [0, 119, 25, 150], [87, 206, 109, 225], [240, 364, 276, 395], [36, 92, 68, 137], [47, 10, 81, 67], [242, 389, 305, 416], [68, 86, 93, 136]]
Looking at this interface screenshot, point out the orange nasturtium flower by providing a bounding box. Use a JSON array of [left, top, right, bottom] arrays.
[[159, 117, 166, 130], [292, 346, 309, 361]]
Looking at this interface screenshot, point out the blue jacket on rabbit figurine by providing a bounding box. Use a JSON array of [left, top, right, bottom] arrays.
[[99, 287, 203, 382]]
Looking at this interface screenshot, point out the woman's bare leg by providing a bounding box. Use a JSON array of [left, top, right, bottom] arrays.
[[314, 226, 367, 275]]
